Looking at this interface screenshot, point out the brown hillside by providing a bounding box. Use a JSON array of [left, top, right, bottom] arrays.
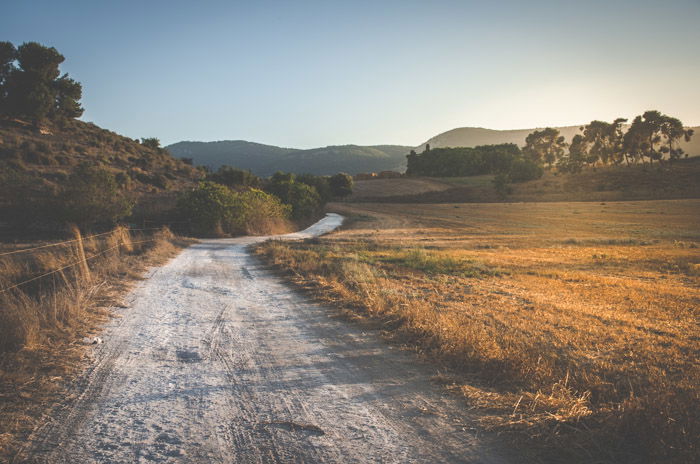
[[0, 118, 201, 194]]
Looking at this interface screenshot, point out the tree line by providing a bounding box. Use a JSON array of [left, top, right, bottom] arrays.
[[406, 110, 694, 184], [0, 41, 83, 124], [406, 143, 544, 183], [524, 111, 694, 172]]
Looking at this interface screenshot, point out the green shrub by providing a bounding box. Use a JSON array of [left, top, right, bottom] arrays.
[[266, 179, 321, 219], [177, 181, 236, 236], [177, 182, 290, 236], [508, 158, 543, 183], [207, 165, 260, 188], [140, 137, 160, 149], [296, 173, 332, 203], [226, 189, 290, 235]]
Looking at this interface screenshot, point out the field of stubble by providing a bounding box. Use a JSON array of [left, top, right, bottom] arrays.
[[258, 199, 700, 463]]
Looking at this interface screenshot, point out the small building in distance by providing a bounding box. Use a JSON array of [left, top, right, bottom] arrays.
[[354, 172, 377, 180]]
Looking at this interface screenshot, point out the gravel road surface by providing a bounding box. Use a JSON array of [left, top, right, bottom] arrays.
[[20, 214, 509, 463]]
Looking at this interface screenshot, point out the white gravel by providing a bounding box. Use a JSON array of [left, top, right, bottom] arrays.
[[20, 213, 510, 463]]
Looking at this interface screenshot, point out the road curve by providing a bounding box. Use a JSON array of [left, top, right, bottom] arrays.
[[19, 214, 509, 464]]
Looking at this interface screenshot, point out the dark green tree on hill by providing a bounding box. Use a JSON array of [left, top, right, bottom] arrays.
[[140, 137, 161, 150], [0, 41, 83, 124], [0, 42, 16, 114]]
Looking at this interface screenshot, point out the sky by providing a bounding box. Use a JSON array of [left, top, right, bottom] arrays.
[[3, 0, 700, 147]]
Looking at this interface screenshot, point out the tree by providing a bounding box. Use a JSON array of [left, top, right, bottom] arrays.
[[297, 173, 332, 203], [52, 74, 83, 119], [561, 134, 587, 173], [140, 137, 161, 150], [522, 128, 567, 169], [582, 118, 627, 166], [0, 41, 16, 115], [628, 111, 668, 165], [659, 115, 694, 163], [622, 111, 693, 166], [329, 172, 353, 197], [2, 42, 83, 123], [177, 181, 237, 236], [267, 180, 321, 219], [407, 144, 523, 177], [623, 116, 648, 165]]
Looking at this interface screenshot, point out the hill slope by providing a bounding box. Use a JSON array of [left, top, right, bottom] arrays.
[[166, 140, 298, 174], [0, 118, 201, 194], [421, 125, 700, 155], [166, 141, 412, 176]]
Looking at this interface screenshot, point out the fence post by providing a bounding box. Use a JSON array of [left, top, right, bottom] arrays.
[[69, 225, 91, 283]]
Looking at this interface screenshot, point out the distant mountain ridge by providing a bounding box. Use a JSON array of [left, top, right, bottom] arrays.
[[166, 141, 412, 176], [168, 124, 700, 176]]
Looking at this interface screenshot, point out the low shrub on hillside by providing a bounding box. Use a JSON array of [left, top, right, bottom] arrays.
[[0, 164, 133, 229], [508, 158, 543, 182], [58, 165, 134, 226], [296, 173, 332, 203], [177, 181, 290, 236], [266, 175, 322, 220], [207, 166, 261, 188]]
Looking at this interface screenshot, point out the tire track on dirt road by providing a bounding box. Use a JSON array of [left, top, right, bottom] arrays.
[[18, 213, 511, 463]]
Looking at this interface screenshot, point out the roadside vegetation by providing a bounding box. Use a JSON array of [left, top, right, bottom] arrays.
[[257, 200, 700, 463], [0, 41, 359, 459], [176, 167, 353, 236], [0, 225, 192, 459]]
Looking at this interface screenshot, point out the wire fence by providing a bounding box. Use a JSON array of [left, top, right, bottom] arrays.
[[0, 227, 164, 295], [0, 227, 166, 257]]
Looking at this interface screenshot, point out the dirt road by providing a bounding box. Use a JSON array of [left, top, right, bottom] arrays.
[[19, 214, 509, 463]]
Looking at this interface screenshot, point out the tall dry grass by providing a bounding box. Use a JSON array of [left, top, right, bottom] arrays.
[[0, 225, 188, 459], [257, 200, 700, 463]]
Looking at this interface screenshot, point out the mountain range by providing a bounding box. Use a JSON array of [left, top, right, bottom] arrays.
[[166, 125, 700, 176], [166, 141, 412, 176]]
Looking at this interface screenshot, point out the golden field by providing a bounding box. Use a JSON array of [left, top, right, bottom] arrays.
[[257, 200, 700, 463]]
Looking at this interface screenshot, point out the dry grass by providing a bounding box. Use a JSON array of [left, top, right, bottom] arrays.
[[0, 227, 193, 460], [257, 199, 700, 463], [0, 118, 200, 194]]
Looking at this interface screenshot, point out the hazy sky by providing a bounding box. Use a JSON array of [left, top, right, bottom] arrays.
[[4, 0, 699, 147]]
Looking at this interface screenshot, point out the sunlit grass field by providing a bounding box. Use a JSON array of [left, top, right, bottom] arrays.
[[258, 199, 700, 463]]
